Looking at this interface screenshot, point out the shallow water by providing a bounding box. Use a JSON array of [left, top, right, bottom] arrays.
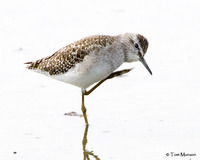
[[1, 0, 200, 159]]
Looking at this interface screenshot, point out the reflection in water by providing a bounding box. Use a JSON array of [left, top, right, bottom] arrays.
[[82, 125, 100, 160]]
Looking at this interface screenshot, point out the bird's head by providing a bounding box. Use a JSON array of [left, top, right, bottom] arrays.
[[121, 33, 152, 75]]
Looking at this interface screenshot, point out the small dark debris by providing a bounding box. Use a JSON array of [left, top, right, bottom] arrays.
[[64, 111, 83, 117], [13, 152, 17, 154]]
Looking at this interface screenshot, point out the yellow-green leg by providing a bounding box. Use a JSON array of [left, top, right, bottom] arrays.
[[81, 90, 89, 125], [81, 68, 132, 125]]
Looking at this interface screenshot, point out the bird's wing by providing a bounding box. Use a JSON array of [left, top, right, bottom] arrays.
[[25, 35, 115, 75]]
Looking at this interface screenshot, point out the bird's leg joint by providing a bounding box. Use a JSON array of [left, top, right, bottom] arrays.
[[81, 104, 87, 113]]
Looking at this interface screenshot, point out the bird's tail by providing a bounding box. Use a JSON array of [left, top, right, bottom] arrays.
[[24, 61, 32, 64], [24, 58, 43, 69]]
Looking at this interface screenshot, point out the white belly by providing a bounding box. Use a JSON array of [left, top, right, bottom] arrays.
[[50, 49, 124, 89]]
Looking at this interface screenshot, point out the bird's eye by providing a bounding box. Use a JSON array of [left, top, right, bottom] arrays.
[[134, 43, 139, 49]]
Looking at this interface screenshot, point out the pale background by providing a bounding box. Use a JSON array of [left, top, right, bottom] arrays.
[[0, 0, 200, 159]]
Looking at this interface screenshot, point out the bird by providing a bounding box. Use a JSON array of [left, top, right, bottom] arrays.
[[25, 33, 152, 125]]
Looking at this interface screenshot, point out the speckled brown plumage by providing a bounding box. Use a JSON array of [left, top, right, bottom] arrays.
[[27, 35, 115, 75], [26, 33, 152, 89]]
